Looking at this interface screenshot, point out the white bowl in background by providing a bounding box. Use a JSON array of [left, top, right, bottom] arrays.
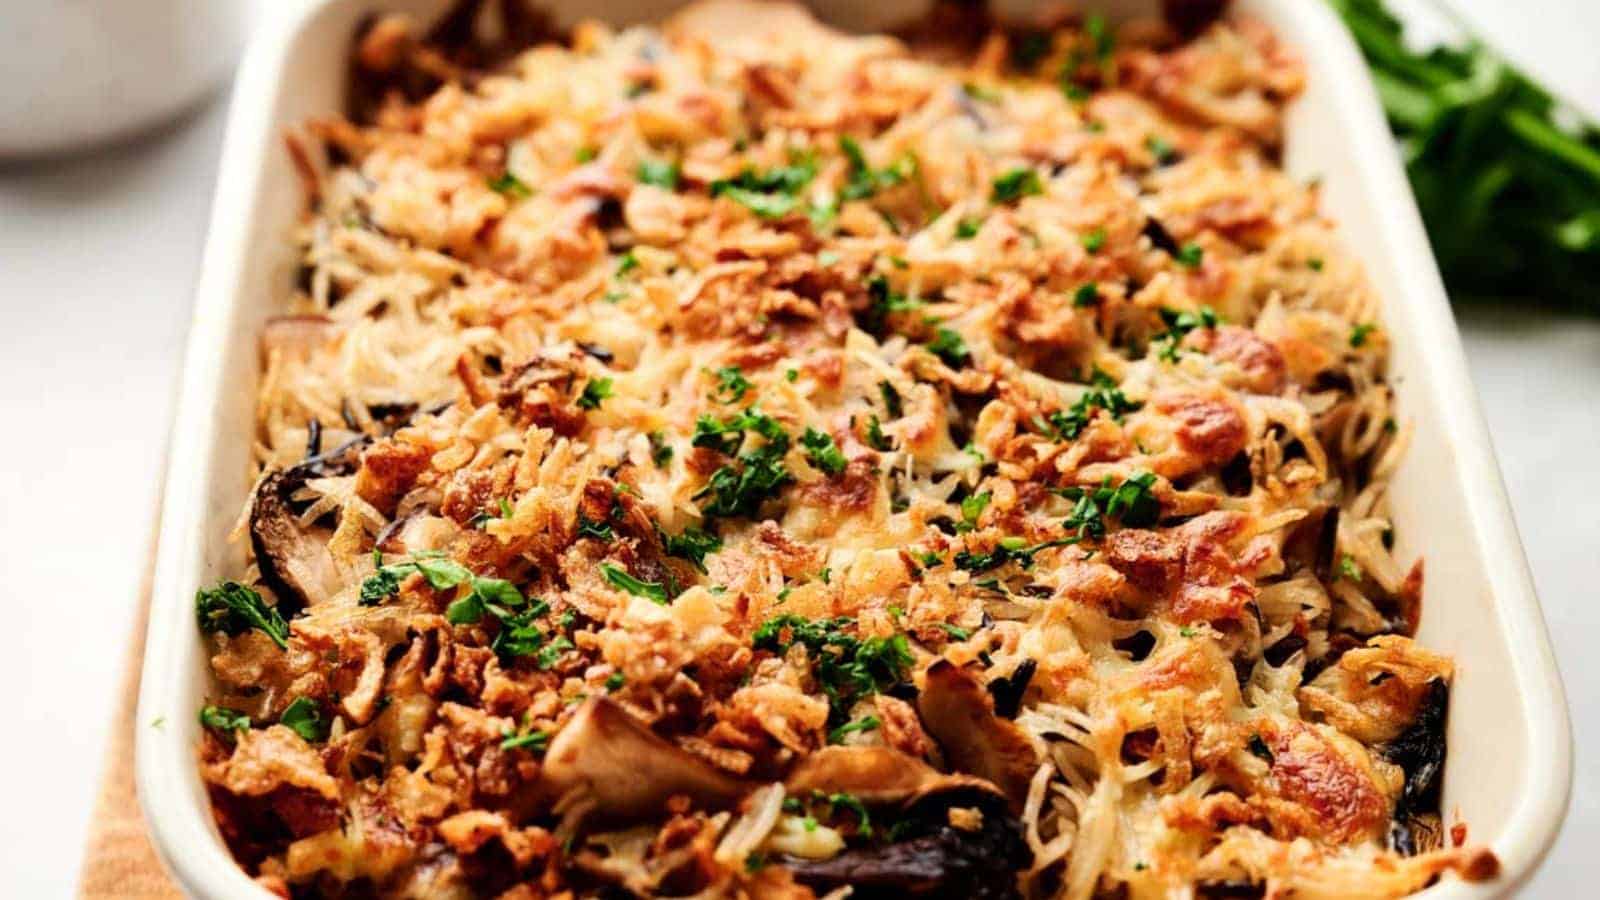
[[0, 0, 251, 159]]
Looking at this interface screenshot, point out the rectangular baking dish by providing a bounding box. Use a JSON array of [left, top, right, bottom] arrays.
[[134, 0, 1573, 896]]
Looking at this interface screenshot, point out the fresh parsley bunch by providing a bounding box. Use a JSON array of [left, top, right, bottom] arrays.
[[1333, 0, 1600, 312]]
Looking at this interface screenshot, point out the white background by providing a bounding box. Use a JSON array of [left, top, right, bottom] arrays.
[[0, 1, 1594, 895]]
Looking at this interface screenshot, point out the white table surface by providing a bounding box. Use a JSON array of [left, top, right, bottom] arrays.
[[0, 2, 1594, 896]]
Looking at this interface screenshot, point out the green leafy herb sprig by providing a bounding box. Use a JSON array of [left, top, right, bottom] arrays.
[[1332, 0, 1600, 311], [753, 615, 913, 723]]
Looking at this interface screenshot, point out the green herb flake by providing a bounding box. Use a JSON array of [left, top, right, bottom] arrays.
[[1072, 282, 1099, 307], [1339, 554, 1363, 581], [1043, 369, 1141, 441], [990, 167, 1043, 204], [1146, 134, 1177, 164], [710, 365, 752, 403], [1081, 227, 1107, 253], [649, 430, 674, 467], [577, 377, 614, 410], [196, 581, 289, 649], [280, 696, 327, 743], [664, 526, 722, 571], [1175, 242, 1205, 268], [753, 616, 912, 721], [635, 158, 680, 190], [199, 706, 251, 735], [486, 171, 532, 198], [1350, 322, 1378, 348], [865, 415, 892, 451], [501, 727, 550, 752], [827, 715, 882, 744], [926, 327, 971, 368], [958, 490, 991, 532], [801, 427, 848, 475], [936, 622, 971, 641], [710, 151, 818, 219], [601, 562, 669, 604], [605, 672, 626, 692], [955, 217, 983, 239]]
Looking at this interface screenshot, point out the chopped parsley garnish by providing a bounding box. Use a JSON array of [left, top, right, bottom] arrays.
[[574, 146, 597, 163], [601, 562, 670, 604], [710, 365, 752, 403], [1308, 257, 1325, 271], [501, 726, 550, 752], [199, 706, 251, 735], [1339, 554, 1364, 581], [1146, 134, 1177, 164], [575, 516, 614, 542], [484, 599, 553, 661], [936, 622, 971, 641], [1175, 242, 1205, 268], [649, 430, 674, 467], [536, 635, 576, 670], [635, 158, 680, 190], [1082, 227, 1107, 253], [692, 408, 793, 519], [1152, 306, 1220, 362], [990, 167, 1043, 203], [863, 274, 924, 332], [1058, 471, 1162, 535], [953, 535, 1075, 573], [801, 428, 848, 475], [878, 380, 903, 418], [280, 697, 327, 743], [827, 715, 881, 744], [1040, 369, 1141, 440], [926, 327, 971, 367], [486, 171, 532, 198], [753, 615, 913, 722], [1350, 322, 1378, 348], [819, 790, 874, 838], [865, 415, 892, 451], [955, 217, 983, 239], [604, 672, 626, 692], [363, 550, 470, 605], [577, 377, 614, 410], [615, 250, 639, 276], [839, 135, 911, 201], [958, 490, 992, 532], [663, 526, 722, 572], [196, 581, 289, 649], [710, 151, 818, 219], [1073, 282, 1099, 307]]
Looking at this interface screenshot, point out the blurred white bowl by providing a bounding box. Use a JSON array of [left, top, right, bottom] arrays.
[[0, 0, 251, 159]]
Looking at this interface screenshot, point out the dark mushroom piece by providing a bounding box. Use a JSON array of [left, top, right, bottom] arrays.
[[778, 748, 1031, 900], [1378, 678, 1450, 856], [917, 660, 1041, 812], [543, 698, 752, 824], [249, 437, 368, 615], [987, 658, 1038, 719]]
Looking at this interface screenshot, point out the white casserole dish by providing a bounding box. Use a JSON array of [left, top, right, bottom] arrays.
[[134, 0, 1573, 896]]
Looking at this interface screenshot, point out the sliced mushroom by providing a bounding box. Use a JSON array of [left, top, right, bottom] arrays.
[[261, 315, 346, 368], [778, 747, 1031, 900], [1379, 678, 1449, 856], [543, 698, 751, 823], [783, 745, 996, 807], [249, 437, 368, 614], [916, 660, 1041, 812]]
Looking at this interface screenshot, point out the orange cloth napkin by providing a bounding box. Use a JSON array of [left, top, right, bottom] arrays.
[[76, 512, 183, 899]]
